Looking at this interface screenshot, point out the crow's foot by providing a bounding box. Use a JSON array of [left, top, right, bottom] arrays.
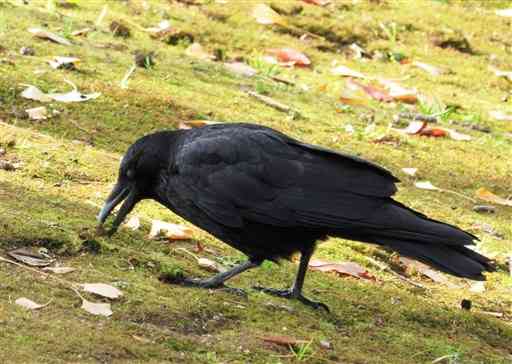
[[253, 286, 330, 312]]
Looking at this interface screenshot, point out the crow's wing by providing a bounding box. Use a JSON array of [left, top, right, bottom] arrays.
[[171, 125, 399, 229]]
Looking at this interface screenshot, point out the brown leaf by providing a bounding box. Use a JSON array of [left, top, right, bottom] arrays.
[[400, 257, 448, 284], [261, 335, 308, 348], [179, 120, 219, 130], [475, 188, 512, 207], [266, 48, 310, 67], [347, 78, 392, 102], [149, 220, 194, 240], [309, 259, 375, 280]]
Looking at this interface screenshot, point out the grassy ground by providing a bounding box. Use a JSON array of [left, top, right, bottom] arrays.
[[0, 0, 511, 363]]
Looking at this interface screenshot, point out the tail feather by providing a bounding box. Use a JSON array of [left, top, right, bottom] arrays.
[[331, 201, 494, 280], [377, 238, 494, 280]]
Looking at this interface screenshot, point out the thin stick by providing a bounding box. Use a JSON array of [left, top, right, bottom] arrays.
[[247, 91, 292, 113]]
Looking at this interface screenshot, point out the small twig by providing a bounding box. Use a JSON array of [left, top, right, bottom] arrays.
[[397, 112, 438, 123], [269, 75, 295, 86], [174, 247, 199, 261], [247, 91, 291, 113], [439, 188, 477, 203], [120, 64, 137, 89], [68, 119, 94, 135]]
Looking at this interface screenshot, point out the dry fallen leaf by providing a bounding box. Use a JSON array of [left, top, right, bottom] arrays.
[[185, 43, 214, 61], [395, 121, 427, 135], [378, 79, 418, 104], [15, 298, 42, 310], [348, 78, 392, 102], [42, 266, 76, 274], [28, 28, 71, 46], [469, 281, 485, 293], [261, 335, 308, 348], [402, 168, 417, 176], [15, 297, 49, 310], [399, 257, 453, 286], [48, 56, 80, 70], [331, 65, 366, 78], [309, 259, 375, 280], [21, 81, 101, 103], [442, 128, 471, 141], [266, 48, 310, 67], [145, 20, 171, 34], [495, 8, 512, 17], [123, 215, 140, 231], [80, 283, 123, 299], [410, 60, 446, 76], [8, 248, 54, 267], [197, 257, 221, 272], [475, 187, 512, 207], [224, 62, 257, 77], [489, 110, 512, 121], [81, 299, 112, 317], [21, 85, 53, 102], [149, 219, 194, 240], [415, 181, 440, 191], [179, 120, 219, 129], [252, 4, 287, 26], [26, 106, 48, 121]]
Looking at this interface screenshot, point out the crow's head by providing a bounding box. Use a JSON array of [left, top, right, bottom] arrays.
[[97, 131, 176, 235]]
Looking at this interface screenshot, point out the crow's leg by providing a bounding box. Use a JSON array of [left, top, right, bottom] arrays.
[[177, 260, 260, 295], [254, 246, 329, 312]]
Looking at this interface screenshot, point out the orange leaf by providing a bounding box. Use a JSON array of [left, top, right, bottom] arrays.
[[309, 259, 375, 280], [419, 128, 447, 137], [266, 48, 311, 67], [475, 188, 512, 207]]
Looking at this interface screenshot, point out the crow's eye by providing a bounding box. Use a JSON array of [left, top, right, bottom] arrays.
[[126, 169, 135, 179]]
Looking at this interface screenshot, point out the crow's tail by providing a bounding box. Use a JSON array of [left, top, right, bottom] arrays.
[[334, 201, 494, 280]]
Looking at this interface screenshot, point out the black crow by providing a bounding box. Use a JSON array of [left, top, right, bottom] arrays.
[[98, 123, 493, 311]]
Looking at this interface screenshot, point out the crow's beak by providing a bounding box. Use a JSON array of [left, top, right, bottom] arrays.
[[97, 181, 139, 235]]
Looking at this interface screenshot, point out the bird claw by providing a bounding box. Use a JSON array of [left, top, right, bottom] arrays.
[[253, 286, 330, 312]]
